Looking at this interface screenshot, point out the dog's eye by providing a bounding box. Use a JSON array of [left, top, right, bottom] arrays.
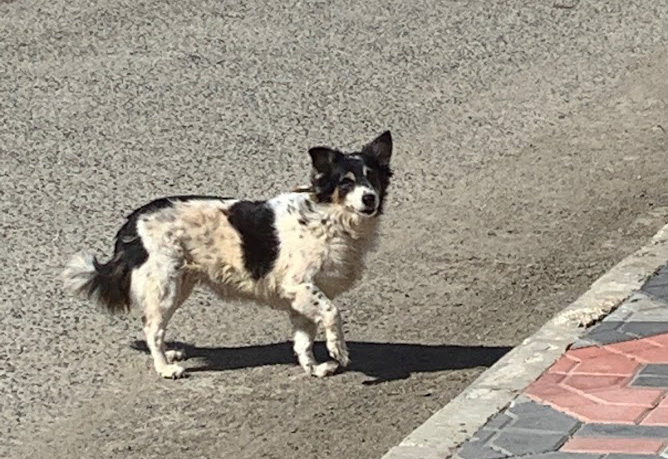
[[366, 169, 378, 182], [339, 178, 354, 189]]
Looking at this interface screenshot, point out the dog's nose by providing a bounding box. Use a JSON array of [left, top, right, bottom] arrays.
[[362, 193, 377, 209]]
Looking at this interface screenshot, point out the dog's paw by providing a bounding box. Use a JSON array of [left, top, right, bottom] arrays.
[[289, 364, 316, 380], [312, 361, 339, 378], [165, 349, 187, 362], [158, 364, 186, 379], [328, 341, 350, 368]]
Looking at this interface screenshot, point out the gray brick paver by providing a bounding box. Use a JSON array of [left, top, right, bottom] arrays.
[[628, 310, 668, 322], [643, 285, 668, 303], [508, 400, 580, 434], [589, 322, 626, 333], [631, 375, 668, 387], [582, 330, 635, 346], [472, 428, 497, 443], [577, 423, 668, 438], [457, 439, 509, 459], [492, 431, 569, 456], [638, 364, 668, 377], [484, 413, 514, 430], [625, 292, 668, 311], [642, 265, 668, 303], [622, 322, 668, 339]]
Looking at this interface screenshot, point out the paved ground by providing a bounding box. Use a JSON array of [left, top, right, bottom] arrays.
[[456, 264, 668, 459], [1, 1, 668, 458]]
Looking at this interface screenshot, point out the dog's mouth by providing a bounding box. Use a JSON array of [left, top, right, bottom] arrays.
[[360, 208, 377, 216]]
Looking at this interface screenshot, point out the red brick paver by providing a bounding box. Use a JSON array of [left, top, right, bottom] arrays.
[[588, 387, 664, 405], [561, 437, 666, 455], [527, 333, 668, 425], [572, 353, 640, 375], [641, 407, 668, 426]]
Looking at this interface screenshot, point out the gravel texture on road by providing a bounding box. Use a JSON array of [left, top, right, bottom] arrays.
[[1, 1, 667, 458]]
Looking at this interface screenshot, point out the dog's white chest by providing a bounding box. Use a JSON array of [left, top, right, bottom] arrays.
[[270, 193, 377, 297], [310, 230, 367, 298]]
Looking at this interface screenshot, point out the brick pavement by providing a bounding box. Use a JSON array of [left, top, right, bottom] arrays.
[[456, 264, 668, 459]]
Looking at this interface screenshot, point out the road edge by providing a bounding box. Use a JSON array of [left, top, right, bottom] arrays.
[[381, 222, 668, 459]]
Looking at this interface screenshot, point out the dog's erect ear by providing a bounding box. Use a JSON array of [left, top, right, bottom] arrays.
[[309, 147, 340, 174], [362, 131, 392, 167]]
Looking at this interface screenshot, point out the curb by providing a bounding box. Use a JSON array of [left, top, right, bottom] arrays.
[[381, 222, 668, 459]]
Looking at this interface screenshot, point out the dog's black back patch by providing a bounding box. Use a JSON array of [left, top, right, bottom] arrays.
[[227, 200, 280, 280], [117, 195, 228, 269], [96, 196, 228, 309]]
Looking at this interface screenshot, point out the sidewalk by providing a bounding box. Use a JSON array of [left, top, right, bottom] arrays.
[[381, 224, 668, 459], [456, 264, 668, 459]]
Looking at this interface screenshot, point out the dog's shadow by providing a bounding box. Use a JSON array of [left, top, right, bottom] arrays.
[[131, 340, 511, 384]]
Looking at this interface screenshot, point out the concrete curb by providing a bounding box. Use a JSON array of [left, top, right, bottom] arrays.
[[381, 223, 668, 459]]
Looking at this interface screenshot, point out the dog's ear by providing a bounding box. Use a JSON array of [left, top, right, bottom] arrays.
[[362, 131, 392, 167], [309, 147, 340, 174]]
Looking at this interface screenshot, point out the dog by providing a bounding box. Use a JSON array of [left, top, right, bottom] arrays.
[[63, 131, 393, 379]]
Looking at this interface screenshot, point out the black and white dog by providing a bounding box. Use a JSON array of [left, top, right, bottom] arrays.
[[63, 131, 393, 379]]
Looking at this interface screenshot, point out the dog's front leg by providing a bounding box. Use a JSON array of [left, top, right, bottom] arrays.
[[289, 311, 319, 375], [284, 282, 349, 377]]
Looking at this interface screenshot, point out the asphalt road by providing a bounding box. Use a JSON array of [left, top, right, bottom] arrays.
[[2, 1, 668, 458]]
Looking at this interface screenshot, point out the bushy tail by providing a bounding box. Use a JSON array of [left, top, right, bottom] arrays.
[[62, 252, 131, 313]]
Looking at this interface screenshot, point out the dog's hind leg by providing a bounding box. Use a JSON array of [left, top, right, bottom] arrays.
[[134, 262, 187, 379], [162, 274, 195, 363]]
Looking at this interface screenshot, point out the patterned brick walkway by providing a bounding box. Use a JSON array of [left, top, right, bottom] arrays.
[[456, 264, 668, 459]]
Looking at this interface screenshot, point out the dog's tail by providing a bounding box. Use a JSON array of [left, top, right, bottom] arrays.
[[62, 252, 131, 314]]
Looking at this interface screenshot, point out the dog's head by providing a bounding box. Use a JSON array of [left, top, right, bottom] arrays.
[[308, 131, 393, 217]]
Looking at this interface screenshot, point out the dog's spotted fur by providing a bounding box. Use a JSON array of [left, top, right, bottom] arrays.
[[63, 131, 393, 379]]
